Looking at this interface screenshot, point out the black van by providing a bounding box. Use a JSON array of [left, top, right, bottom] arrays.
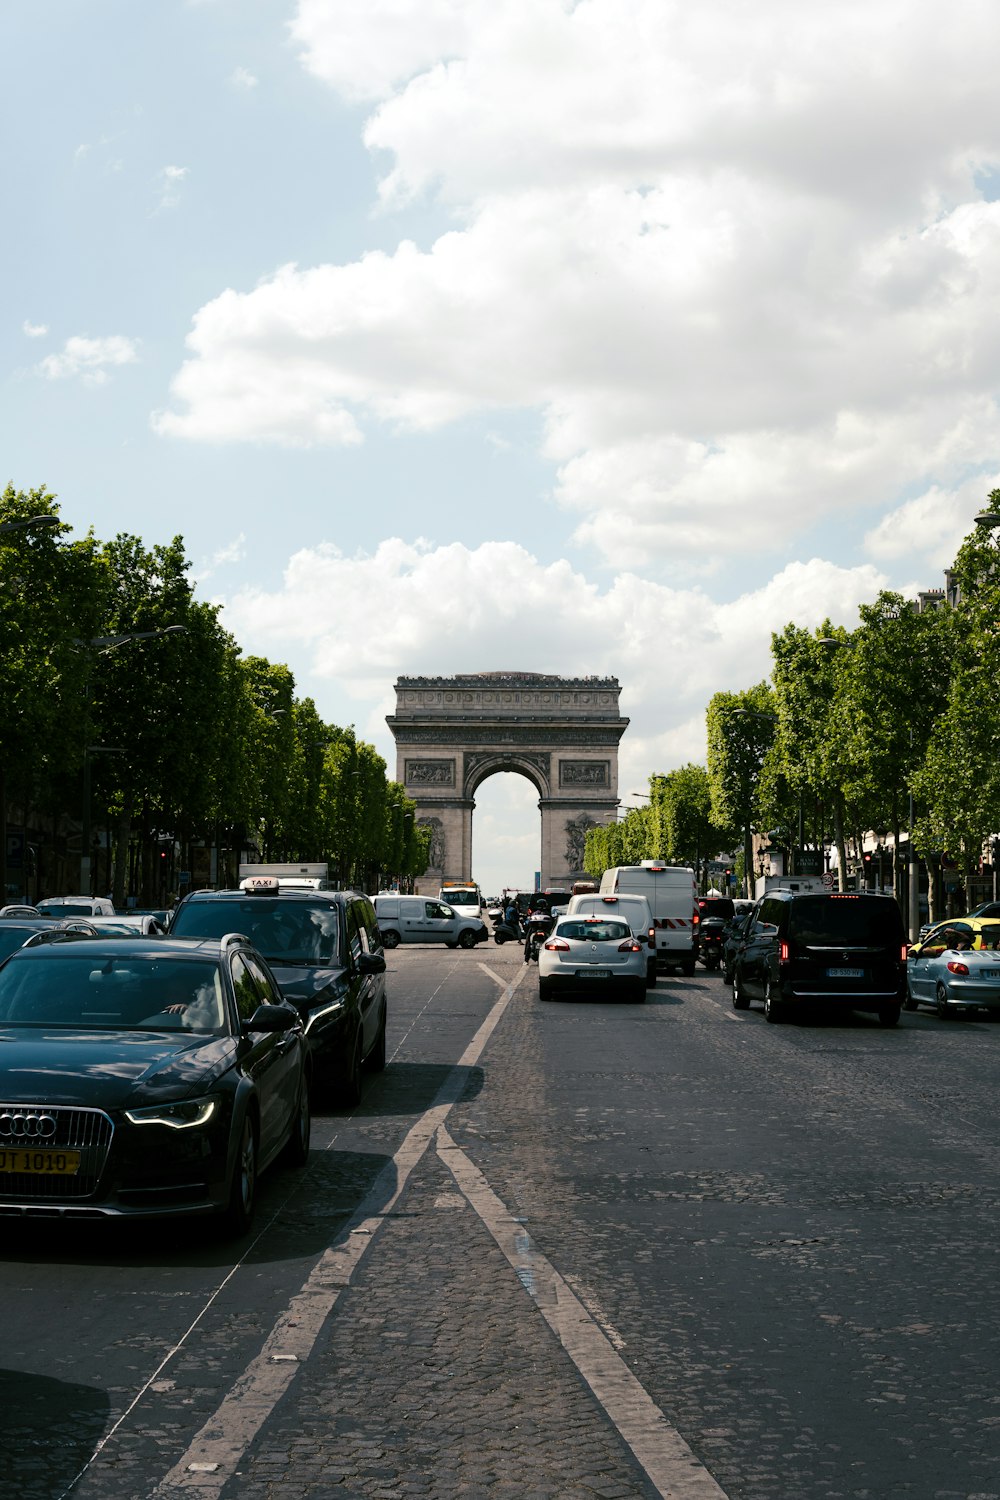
[[732, 891, 907, 1026]]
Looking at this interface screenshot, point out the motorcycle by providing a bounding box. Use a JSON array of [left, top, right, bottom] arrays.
[[524, 909, 554, 962], [697, 919, 727, 970], [492, 918, 521, 945]]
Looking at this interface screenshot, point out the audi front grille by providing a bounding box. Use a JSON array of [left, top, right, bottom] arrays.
[[0, 1104, 113, 1200]]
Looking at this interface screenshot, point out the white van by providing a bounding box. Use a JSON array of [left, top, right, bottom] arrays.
[[373, 894, 488, 950], [599, 863, 699, 975], [567, 891, 657, 987]]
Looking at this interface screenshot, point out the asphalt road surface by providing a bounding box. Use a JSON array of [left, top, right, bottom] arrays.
[[3, 944, 1000, 1499]]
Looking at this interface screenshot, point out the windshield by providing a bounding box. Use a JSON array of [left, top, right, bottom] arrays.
[[171, 898, 341, 965], [788, 896, 905, 948], [0, 955, 226, 1032], [440, 888, 479, 906], [0, 927, 43, 962], [36, 903, 98, 919]]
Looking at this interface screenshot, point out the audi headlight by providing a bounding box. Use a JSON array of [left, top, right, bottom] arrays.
[[124, 1098, 219, 1130]]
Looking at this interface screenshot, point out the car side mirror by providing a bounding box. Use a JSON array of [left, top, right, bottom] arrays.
[[358, 951, 387, 975], [243, 1003, 299, 1034]]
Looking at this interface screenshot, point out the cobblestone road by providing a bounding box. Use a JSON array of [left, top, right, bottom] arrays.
[[5, 945, 1000, 1499]]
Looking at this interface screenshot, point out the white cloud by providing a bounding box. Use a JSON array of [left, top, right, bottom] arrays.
[[22, 321, 48, 338], [193, 533, 248, 583], [155, 164, 189, 212], [157, 0, 1000, 569], [219, 538, 887, 757], [230, 66, 258, 89], [38, 335, 139, 385]]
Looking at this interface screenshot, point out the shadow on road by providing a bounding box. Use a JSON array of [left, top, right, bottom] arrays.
[[0, 1367, 109, 1500]]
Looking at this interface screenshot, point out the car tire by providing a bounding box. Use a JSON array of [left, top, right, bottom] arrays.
[[631, 979, 646, 1004], [538, 978, 554, 1001], [732, 970, 750, 1010], [763, 980, 785, 1024], [645, 964, 657, 989], [221, 1112, 257, 1238], [680, 955, 696, 977], [878, 1004, 901, 1028], [381, 929, 400, 950], [365, 1004, 387, 1072], [936, 983, 954, 1021], [337, 1029, 363, 1108], [458, 929, 478, 949], [903, 981, 919, 1012], [283, 1076, 311, 1167]]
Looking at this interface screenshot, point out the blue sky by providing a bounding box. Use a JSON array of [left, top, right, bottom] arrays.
[[4, 0, 1000, 895]]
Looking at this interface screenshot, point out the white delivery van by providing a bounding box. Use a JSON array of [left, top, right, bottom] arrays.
[[599, 863, 699, 975], [567, 891, 657, 988], [372, 894, 487, 950]]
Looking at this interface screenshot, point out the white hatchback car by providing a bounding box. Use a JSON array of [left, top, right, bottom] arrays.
[[537, 915, 647, 1003]]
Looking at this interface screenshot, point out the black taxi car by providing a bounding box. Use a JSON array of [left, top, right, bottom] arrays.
[[169, 881, 387, 1107]]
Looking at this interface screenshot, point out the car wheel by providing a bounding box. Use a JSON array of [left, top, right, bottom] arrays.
[[221, 1112, 258, 1238], [458, 929, 478, 949], [722, 965, 733, 986], [680, 955, 696, 977], [283, 1076, 311, 1167], [732, 970, 750, 1010], [337, 1029, 364, 1108], [903, 980, 919, 1012], [763, 980, 785, 1024], [645, 963, 657, 989], [936, 983, 954, 1020], [631, 979, 646, 1004], [381, 929, 400, 950], [878, 1004, 901, 1028], [538, 978, 553, 1001]]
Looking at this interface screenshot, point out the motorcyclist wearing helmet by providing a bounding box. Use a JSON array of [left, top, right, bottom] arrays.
[[523, 897, 551, 963]]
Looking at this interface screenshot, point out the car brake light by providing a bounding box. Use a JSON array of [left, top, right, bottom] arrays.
[[618, 938, 642, 952], [900, 944, 908, 961], [544, 938, 570, 951], [648, 926, 655, 947], [779, 941, 789, 962], [602, 896, 618, 903], [692, 912, 700, 925], [947, 960, 969, 975]]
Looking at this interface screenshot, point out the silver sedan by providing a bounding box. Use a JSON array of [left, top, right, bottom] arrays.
[[537, 916, 647, 1002], [905, 918, 1000, 1019]]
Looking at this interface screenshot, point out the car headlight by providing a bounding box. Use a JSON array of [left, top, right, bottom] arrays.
[[124, 1098, 219, 1130]]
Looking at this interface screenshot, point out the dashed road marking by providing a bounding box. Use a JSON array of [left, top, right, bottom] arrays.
[[437, 1125, 730, 1500]]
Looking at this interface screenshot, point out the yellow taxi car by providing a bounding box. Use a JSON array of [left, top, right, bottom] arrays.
[[905, 916, 1000, 1019]]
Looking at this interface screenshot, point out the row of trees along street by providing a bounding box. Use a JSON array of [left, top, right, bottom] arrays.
[[0, 486, 429, 907], [584, 495, 1000, 936]]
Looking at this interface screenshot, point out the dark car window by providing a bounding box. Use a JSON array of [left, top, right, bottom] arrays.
[[699, 898, 735, 921], [345, 904, 363, 964], [172, 898, 341, 965], [756, 898, 783, 931], [425, 902, 452, 919], [355, 898, 380, 954], [231, 953, 264, 1022], [558, 921, 631, 942], [787, 896, 906, 948], [243, 952, 282, 1006], [0, 954, 225, 1031]]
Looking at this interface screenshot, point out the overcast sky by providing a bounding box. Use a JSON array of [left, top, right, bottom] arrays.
[[4, 0, 999, 895]]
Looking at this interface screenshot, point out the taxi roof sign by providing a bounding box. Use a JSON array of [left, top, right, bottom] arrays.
[[241, 875, 281, 894]]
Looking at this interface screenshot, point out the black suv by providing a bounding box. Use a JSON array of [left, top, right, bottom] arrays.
[[732, 891, 907, 1026], [170, 885, 387, 1106]]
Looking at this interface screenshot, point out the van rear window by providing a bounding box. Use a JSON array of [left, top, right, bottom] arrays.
[[787, 896, 905, 947]]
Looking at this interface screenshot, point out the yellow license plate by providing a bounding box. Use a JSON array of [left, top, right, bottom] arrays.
[[0, 1148, 81, 1176]]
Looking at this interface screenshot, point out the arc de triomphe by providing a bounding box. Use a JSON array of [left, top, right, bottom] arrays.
[[386, 673, 629, 892]]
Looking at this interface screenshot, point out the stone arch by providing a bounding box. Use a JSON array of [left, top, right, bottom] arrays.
[[387, 673, 628, 892]]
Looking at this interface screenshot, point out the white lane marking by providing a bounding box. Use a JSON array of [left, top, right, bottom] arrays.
[[437, 1127, 729, 1500], [477, 960, 512, 987], [146, 964, 527, 1497]]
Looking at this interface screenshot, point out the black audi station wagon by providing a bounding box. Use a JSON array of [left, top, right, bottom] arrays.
[[169, 882, 387, 1107], [731, 891, 908, 1026], [0, 934, 309, 1234]]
